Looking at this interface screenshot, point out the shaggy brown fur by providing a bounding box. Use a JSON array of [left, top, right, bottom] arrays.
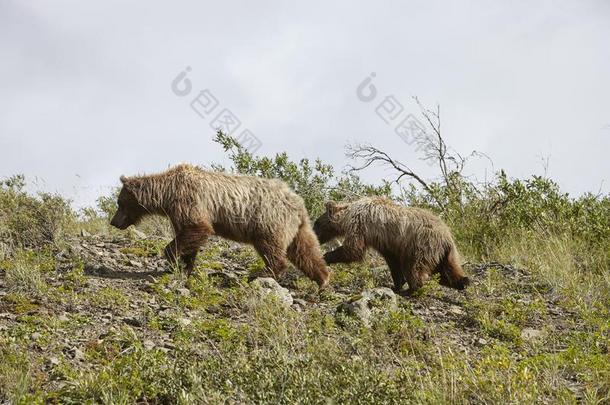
[[110, 164, 330, 287], [313, 197, 469, 293]]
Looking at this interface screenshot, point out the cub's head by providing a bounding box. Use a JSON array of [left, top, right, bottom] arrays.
[[313, 201, 348, 244], [109, 176, 147, 230]]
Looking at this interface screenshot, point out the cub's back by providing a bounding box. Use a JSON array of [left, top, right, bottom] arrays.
[[344, 197, 451, 251]]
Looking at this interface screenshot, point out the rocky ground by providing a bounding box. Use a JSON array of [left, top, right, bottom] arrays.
[[0, 233, 602, 403]]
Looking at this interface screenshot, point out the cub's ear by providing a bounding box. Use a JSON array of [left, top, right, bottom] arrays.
[[325, 201, 347, 219], [120, 175, 128, 184]]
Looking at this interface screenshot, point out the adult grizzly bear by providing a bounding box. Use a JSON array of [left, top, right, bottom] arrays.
[[313, 197, 469, 293], [110, 164, 330, 287]]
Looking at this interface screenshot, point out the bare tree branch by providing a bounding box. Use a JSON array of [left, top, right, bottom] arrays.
[[346, 143, 446, 209]]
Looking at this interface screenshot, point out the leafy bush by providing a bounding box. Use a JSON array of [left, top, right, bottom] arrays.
[[0, 175, 74, 248], [1, 248, 55, 296]]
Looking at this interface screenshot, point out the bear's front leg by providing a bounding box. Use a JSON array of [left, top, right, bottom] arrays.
[[181, 252, 198, 277], [381, 252, 405, 293], [172, 222, 212, 276]]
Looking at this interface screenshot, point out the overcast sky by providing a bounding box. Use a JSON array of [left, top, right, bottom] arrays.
[[1, 0, 609, 207]]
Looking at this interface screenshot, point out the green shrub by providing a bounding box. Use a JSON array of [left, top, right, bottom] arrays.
[[1, 248, 55, 295], [0, 175, 74, 248]]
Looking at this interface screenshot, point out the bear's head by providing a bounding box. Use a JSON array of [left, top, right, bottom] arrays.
[[313, 201, 348, 244], [109, 176, 147, 230]]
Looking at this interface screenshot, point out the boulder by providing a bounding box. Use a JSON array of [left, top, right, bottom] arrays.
[[250, 277, 293, 306], [337, 287, 398, 326]]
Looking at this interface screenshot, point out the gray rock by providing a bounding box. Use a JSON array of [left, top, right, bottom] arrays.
[[130, 228, 147, 240], [292, 298, 308, 308], [80, 229, 91, 237], [521, 328, 545, 342], [337, 287, 398, 326], [208, 271, 240, 287], [449, 305, 465, 315], [123, 317, 143, 327], [250, 277, 293, 306], [70, 347, 85, 361], [143, 339, 155, 350], [128, 259, 143, 268]]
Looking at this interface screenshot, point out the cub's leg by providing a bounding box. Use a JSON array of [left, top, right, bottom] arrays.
[[324, 235, 367, 265]]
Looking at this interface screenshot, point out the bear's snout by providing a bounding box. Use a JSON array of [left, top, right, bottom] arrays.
[[110, 212, 130, 229]]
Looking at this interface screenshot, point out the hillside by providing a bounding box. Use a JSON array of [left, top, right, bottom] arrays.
[[1, 229, 608, 403], [1, 132, 608, 403]]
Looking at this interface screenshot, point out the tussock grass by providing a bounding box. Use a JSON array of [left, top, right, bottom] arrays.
[[2, 249, 54, 296]]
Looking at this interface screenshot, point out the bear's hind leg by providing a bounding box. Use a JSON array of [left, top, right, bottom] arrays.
[[286, 224, 330, 288], [254, 241, 289, 280]]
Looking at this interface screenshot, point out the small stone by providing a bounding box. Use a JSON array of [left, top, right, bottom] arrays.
[[449, 305, 465, 315], [58, 314, 69, 322], [521, 328, 545, 342], [0, 312, 15, 321], [48, 357, 60, 366], [336, 287, 397, 327], [80, 229, 91, 237], [177, 288, 191, 297], [208, 271, 239, 287], [477, 337, 488, 346], [130, 228, 147, 239], [31, 332, 42, 340], [177, 318, 191, 327], [71, 348, 85, 360], [291, 298, 308, 312], [143, 340, 155, 350], [129, 259, 143, 268], [123, 317, 143, 327]]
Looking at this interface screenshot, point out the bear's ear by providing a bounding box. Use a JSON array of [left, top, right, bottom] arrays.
[[326, 201, 347, 219], [119, 176, 139, 197]]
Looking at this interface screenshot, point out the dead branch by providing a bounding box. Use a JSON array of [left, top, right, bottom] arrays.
[[346, 143, 446, 209]]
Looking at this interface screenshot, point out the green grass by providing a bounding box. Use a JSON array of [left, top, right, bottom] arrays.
[[0, 233, 608, 404]]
